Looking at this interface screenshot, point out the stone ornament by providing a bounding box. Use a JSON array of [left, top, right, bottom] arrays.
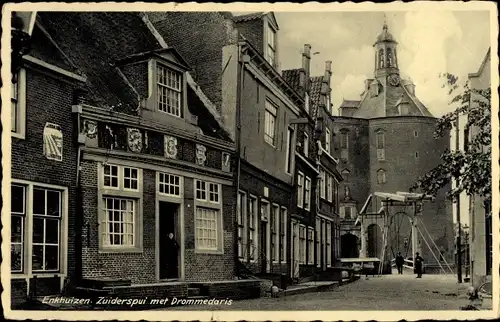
[[196, 144, 207, 166], [83, 120, 98, 139], [43, 123, 63, 162], [127, 128, 143, 153], [222, 152, 231, 171], [164, 135, 178, 159]]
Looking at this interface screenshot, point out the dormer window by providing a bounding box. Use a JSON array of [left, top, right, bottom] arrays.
[[266, 23, 276, 66], [157, 64, 182, 117]]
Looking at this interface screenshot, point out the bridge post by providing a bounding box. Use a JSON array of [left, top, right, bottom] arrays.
[[360, 219, 367, 257], [411, 218, 418, 263]]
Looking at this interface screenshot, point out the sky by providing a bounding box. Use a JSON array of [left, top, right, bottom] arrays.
[[236, 11, 491, 117]]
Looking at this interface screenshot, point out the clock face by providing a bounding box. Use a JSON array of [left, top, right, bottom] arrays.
[[388, 74, 400, 87]]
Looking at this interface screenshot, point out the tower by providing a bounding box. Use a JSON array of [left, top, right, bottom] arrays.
[[374, 20, 399, 80]]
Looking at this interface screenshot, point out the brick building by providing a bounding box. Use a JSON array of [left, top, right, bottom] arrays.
[[8, 12, 258, 307], [333, 22, 454, 266], [146, 11, 342, 282]]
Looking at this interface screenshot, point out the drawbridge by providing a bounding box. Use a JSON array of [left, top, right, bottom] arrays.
[[353, 191, 454, 276]]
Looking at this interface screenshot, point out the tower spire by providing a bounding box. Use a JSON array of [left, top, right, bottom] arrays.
[[383, 13, 388, 30]]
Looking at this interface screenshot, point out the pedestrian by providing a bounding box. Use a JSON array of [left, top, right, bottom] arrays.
[[165, 232, 180, 278], [414, 252, 424, 278], [395, 252, 404, 275]]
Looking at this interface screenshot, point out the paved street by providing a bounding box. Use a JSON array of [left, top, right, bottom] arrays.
[[165, 272, 489, 311]]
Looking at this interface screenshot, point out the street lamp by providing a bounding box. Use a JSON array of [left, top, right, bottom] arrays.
[[11, 12, 32, 84]]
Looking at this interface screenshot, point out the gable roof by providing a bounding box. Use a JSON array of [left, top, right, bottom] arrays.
[[281, 69, 301, 92], [340, 100, 360, 108], [37, 12, 231, 140], [310, 76, 324, 116], [468, 47, 491, 79], [232, 12, 279, 30]]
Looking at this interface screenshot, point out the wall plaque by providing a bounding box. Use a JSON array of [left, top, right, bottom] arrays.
[[43, 123, 63, 161], [196, 144, 207, 166], [164, 135, 178, 159], [222, 152, 231, 172], [127, 128, 143, 153], [83, 120, 98, 139]]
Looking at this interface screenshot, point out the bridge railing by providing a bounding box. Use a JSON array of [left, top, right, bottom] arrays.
[[390, 258, 414, 269]]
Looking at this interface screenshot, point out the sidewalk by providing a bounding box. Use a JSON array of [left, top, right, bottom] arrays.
[[276, 277, 358, 297]]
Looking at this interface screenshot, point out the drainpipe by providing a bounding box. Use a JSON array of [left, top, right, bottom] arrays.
[[234, 44, 249, 277]]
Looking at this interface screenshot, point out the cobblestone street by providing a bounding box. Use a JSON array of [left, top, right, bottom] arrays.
[[165, 272, 491, 311]]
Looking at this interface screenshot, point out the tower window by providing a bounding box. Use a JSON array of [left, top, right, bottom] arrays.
[[415, 152, 419, 159], [387, 48, 393, 67], [414, 130, 418, 137], [377, 169, 387, 184], [379, 49, 385, 68]]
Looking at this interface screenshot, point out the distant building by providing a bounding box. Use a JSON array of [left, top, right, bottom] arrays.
[[334, 22, 454, 266], [466, 48, 492, 287]]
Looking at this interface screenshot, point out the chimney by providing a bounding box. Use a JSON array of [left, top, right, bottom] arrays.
[[301, 44, 311, 93]]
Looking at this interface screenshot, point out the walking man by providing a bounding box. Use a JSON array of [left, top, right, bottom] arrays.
[[414, 252, 424, 278], [395, 252, 404, 275]]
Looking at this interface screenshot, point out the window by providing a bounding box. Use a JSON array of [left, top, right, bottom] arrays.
[[326, 222, 332, 267], [157, 64, 182, 117], [280, 208, 287, 263], [377, 169, 387, 184], [321, 219, 326, 265], [415, 152, 419, 159], [297, 172, 304, 208], [307, 227, 314, 265], [327, 174, 333, 202], [264, 100, 278, 146], [103, 164, 140, 191], [195, 207, 220, 250], [299, 225, 306, 264], [249, 196, 258, 260], [158, 172, 181, 196], [325, 128, 331, 153], [271, 205, 280, 262], [340, 132, 349, 149], [414, 130, 419, 137], [344, 206, 352, 219], [266, 24, 276, 66], [320, 170, 326, 199], [11, 69, 26, 138], [379, 49, 385, 68], [237, 192, 247, 259], [316, 218, 321, 267], [285, 127, 294, 174], [304, 177, 311, 211], [195, 180, 220, 204], [102, 197, 136, 248], [305, 93, 310, 114], [11, 185, 26, 272], [387, 48, 393, 67], [376, 131, 385, 161], [332, 179, 338, 207], [326, 94, 331, 114], [342, 169, 350, 182], [303, 132, 309, 157]]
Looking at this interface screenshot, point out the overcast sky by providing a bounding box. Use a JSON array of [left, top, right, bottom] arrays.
[[235, 11, 491, 117]]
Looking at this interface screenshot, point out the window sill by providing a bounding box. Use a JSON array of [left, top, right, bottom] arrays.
[[11, 132, 26, 140], [11, 273, 66, 279], [99, 247, 143, 254], [195, 249, 224, 255]]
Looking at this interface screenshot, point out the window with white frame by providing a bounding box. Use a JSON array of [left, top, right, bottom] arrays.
[[249, 196, 258, 260], [376, 131, 385, 161], [377, 169, 387, 184], [103, 164, 119, 188], [333, 179, 339, 208], [11, 69, 26, 137], [158, 172, 181, 196], [327, 174, 333, 202], [303, 132, 309, 157], [305, 93, 310, 114], [103, 164, 140, 191], [326, 222, 332, 267], [307, 227, 314, 265], [195, 207, 220, 250], [299, 225, 306, 264], [11, 77, 19, 132], [320, 170, 326, 199], [11, 184, 66, 274], [102, 197, 136, 247], [157, 64, 182, 117], [316, 218, 321, 267], [297, 172, 304, 207], [285, 126, 294, 174], [123, 167, 139, 190], [325, 128, 331, 153], [321, 219, 326, 265], [271, 205, 279, 262], [237, 191, 247, 259], [264, 100, 278, 146], [344, 206, 352, 219], [195, 180, 220, 204], [280, 207, 287, 263], [266, 23, 276, 66], [304, 176, 311, 211]]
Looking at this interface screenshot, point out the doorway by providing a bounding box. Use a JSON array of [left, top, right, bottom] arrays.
[[159, 201, 180, 280]]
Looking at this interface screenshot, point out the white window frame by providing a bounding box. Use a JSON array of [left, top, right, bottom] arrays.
[[156, 63, 183, 117], [299, 224, 306, 264], [194, 207, 221, 251], [248, 195, 259, 262], [303, 132, 309, 157], [304, 176, 311, 211], [103, 164, 120, 190], [101, 197, 136, 248], [327, 174, 333, 202], [320, 169, 326, 199], [123, 166, 139, 192], [10, 180, 68, 282], [280, 207, 287, 264], [414, 130, 419, 137], [237, 191, 247, 260], [195, 180, 220, 204], [340, 131, 349, 149], [285, 126, 294, 175], [157, 172, 182, 197], [376, 131, 385, 161], [266, 23, 277, 66], [325, 127, 331, 153], [316, 218, 321, 268], [102, 164, 140, 192], [11, 68, 27, 139], [307, 227, 314, 265], [377, 169, 387, 184], [194, 179, 224, 254], [264, 99, 278, 146], [271, 204, 280, 263], [297, 172, 304, 208], [326, 222, 332, 267]]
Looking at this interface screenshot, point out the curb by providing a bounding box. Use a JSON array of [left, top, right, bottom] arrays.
[[277, 277, 359, 298]]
